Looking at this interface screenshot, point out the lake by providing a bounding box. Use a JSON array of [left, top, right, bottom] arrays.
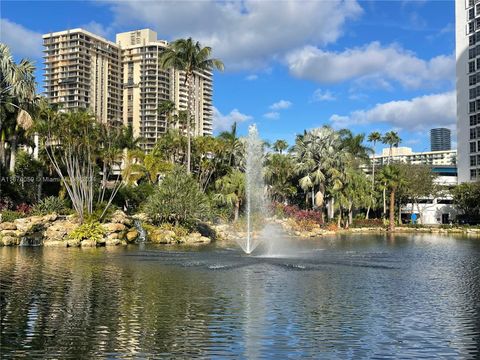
[[1, 233, 479, 359]]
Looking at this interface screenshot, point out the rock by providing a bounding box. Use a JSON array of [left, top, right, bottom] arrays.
[[1, 236, 19, 246], [0, 222, 17, 231], [44, 220, 78, 241], [42, 214, 58, 222], [81, 239, 97, 247], [96, 238, 106, 246], [43, 240, 66, 247], [65, 239, 80, 247], [198, 236, 211, 243], [126, 229, 139, 242], [110, 210, 132, 226], [105, 238, 121, 246], [102, 223, 126, 233], [1, 230, 19, 237], [107, 233, 119, 240]]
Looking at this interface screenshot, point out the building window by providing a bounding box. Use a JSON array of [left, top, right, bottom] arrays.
[[474, 142, 479, 153], [471, 155, 477, 166], [471, 128, 478, 139], [471, 169, 477, 180], [470, 8, 475, 20], [470, 101, 477, 113], [471, 114, 478, 125]]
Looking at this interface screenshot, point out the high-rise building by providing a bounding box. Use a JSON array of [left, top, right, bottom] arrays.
[[430, 128, 451, 151], [456, 0, 480, 182], [42, 29, 123, 124], [43, 28, 214, 150]]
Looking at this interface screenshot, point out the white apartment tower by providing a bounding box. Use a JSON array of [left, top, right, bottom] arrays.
[[456, 0, 480, 182], [43, 28, 214, 150]]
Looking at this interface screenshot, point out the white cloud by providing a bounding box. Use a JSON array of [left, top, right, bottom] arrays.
[[285, 42, 454, 89], [311, 89, 336, 102], [245, 74, 258, 81], [99, 0, 363, 69], [263, 112, 280, 120], [0, 18, 42, 58], [270, 100, 292, 110], [213, 107, 252, 131], [81, 21, 112, 39], [330, 91, 455, 132]]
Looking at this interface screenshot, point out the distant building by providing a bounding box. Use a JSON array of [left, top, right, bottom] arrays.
[[368, 147, 458, 225], [42, 28, 214, 150], [371, 147, 457, 167], [430, 128, 451, 151]]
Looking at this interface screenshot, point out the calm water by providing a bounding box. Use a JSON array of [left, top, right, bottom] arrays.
[[1, 234, 480, 359]]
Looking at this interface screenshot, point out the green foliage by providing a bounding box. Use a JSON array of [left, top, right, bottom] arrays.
[[143, 167, 210, 226], [114, 183, 155, 213], [0, 210, 26, 222], [31, 196, 69, 215], [452, 182, 480, 217], [68, 221, 105, 243]]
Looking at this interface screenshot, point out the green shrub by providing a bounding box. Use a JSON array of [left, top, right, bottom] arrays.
[[68, 221, 105, 243], [31, 196, 69, 215], [0, 210, 26, 222], [114, 183, 155, 213], [143, 167, 210, 227], [85, 202, 120, 223]]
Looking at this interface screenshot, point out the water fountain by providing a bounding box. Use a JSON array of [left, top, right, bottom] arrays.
[[240, 124, 266, 254]]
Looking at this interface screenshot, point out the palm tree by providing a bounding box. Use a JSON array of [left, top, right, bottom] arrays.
[[272, 139, 289, 154], [382, 131, 401, 164], [218, 122, 243, 169], [215, 169, 245, 222], [158, 99, 176, 130], [367, 131, 382, 188], [160, 38, 224, 173], [0, 44, 36, 171], [378, 165, 407, 232], [265, 152, 297, 204]]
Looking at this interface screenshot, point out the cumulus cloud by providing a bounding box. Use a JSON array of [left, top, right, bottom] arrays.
[[81, 21, 112, 39], [330, 91, 455, 131], [0, 18, 43, 58], [213, 107, 252, 132], [311, 89, 336, 102], [285, 42, 454, 89], [263, 112, 280, 120], [98, 0, 363, 69], [270, 100, 292, 110]]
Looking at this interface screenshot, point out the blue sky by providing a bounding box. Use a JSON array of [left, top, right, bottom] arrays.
[[0, 0, 456, 153]]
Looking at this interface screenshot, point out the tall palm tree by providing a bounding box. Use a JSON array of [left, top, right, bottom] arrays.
[[159, 38, 224, 173], [378, 165, 407, 232], [0, 44, 36, 171], [218, 122, 243, 169], [367, 131, 382, 188], [158, 99, 176, 130], [382, 131, 401, 164], [272, 139, 289, 154]]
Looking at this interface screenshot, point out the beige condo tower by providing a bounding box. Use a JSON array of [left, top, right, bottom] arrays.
[[43, 28, 214, 150]]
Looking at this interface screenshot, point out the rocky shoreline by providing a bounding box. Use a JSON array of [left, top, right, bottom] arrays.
[[0, 211, 212, 247]]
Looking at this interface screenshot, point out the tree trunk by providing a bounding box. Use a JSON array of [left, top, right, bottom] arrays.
[[383, 188, 386, 219], [9, 134, 17, 173], [348, 203, 353, 228], [234, 201, 240, 222], [37, 168, 43, 202], [366, 206, 370, 219], [0, 133, 6, 167], [186, 74, 192, 174], [389, 189, 395, 232], [311, 188, 315, 209]]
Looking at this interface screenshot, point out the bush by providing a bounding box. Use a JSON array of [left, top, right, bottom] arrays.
[[351, 218, 384, 228], [0, 210, 26, 222], [31, 196, 69, 215], [143, 167, 210, 227], [113, 183, 155, 213], [68, 221, 105, 243], [272, 203, 324, 225]]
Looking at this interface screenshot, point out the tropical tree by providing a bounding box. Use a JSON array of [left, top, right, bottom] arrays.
[[0, 44, 36, 172], [214, 169, 245, 222], [378, 164, 408, 231], [218, 122, 243, 169], [159, 38, 224, 173], [367, 131, 382, 218], [382, 131, 401, 164], [272, 139, 289, 154], [158, 99, 177, 130], [265, 152, 297, 204]]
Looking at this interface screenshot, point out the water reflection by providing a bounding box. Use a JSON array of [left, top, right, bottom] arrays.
[[1, 234, 479, 358]]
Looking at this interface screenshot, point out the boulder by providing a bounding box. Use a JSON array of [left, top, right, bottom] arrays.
[[0, 222, 17, 231], [42, 214, 58, 222], [102, 223, 127, 233], [81, 239, 97, 247], [1, 236, 19, 246], [44, 220, 78, 241], [106, 238, 121, 246], [107, 233, 119, 240], [65, 239, 80, 247], [110, 210, 132, 226], [126, 229, 139, 242], [43, 240, 66, 247]]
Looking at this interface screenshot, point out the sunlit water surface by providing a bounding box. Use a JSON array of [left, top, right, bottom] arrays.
[[1, 233, 480, 359]]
